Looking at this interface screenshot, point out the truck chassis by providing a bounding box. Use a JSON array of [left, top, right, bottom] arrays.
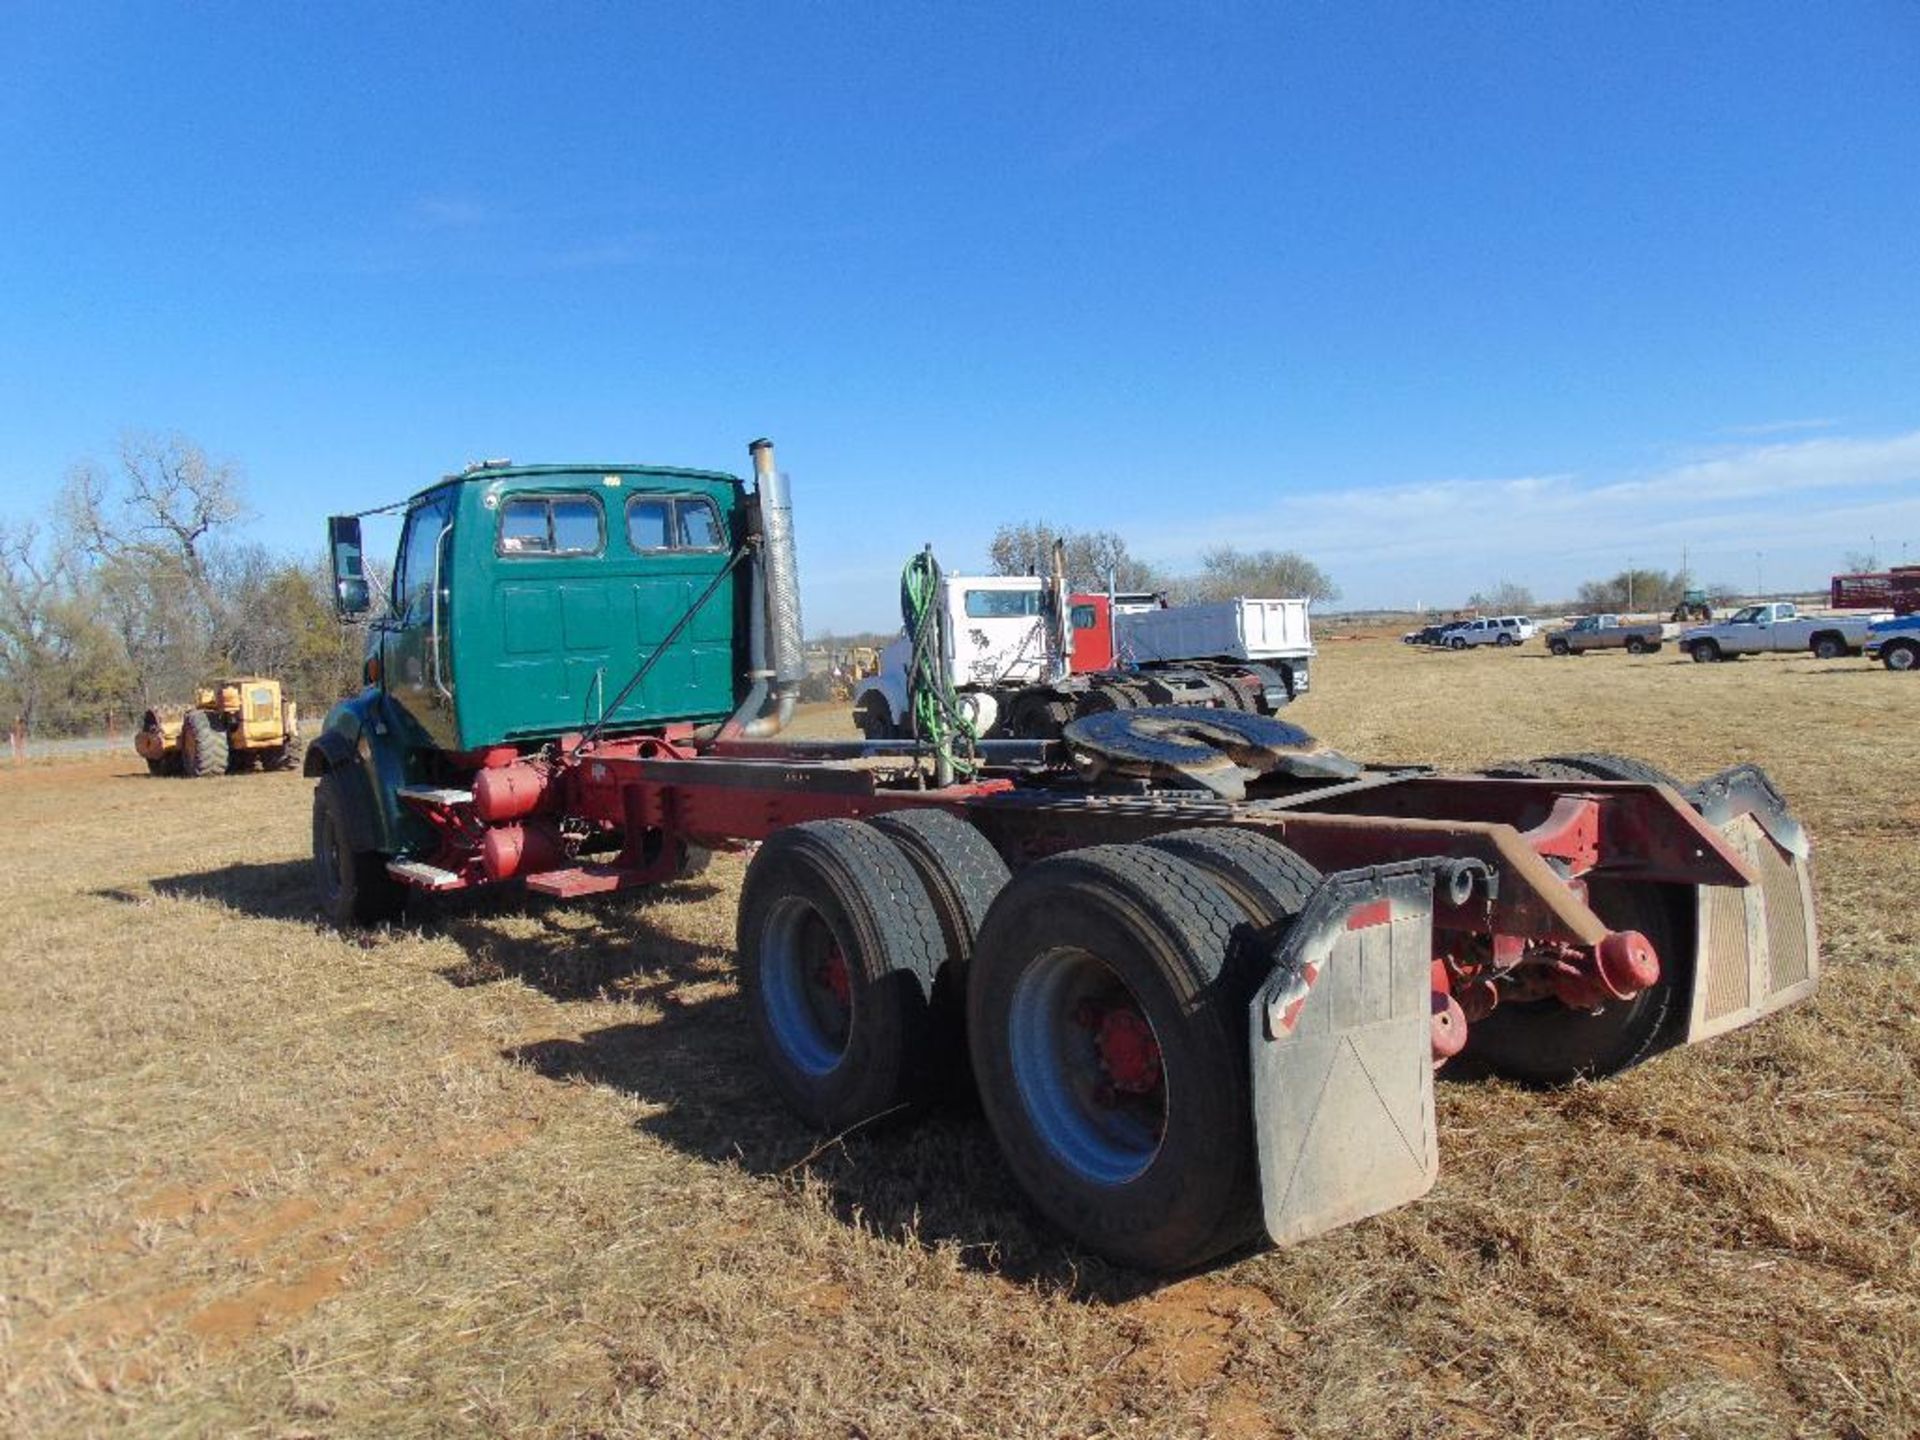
[[311, 716, 1818, 1270]]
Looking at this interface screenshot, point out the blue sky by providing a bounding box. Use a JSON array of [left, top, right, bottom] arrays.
[[3, 3, 1916, 629]]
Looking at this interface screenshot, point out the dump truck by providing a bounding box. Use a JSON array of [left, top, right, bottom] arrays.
[[136, 677, 302, 776], [309, 439, 1819, 1271], [853, 563, 1313, 740]]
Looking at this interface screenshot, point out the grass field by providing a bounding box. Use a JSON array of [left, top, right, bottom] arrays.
[[4, 639, 1916, 1439]]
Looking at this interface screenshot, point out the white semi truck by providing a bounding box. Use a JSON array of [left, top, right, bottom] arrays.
[[853, 569, 1314, 740]]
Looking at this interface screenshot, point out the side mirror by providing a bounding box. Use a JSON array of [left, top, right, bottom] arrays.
[[328, 515, 371, 618]]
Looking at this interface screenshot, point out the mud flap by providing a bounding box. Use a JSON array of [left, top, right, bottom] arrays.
[[1249, 861, 1485, 1246], [1687, 811, 1819, 1042]]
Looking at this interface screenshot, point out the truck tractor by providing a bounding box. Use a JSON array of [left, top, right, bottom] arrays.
[[310, 438, 1820, 1272], [852, 553, 1313, 741], [136, 677, 302, 776]]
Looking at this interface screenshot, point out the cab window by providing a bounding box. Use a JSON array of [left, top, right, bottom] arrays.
[[626, 494, 727, 552], [394, 492, 454, 623], [497, 495, 604, 556], [1070, 603, 1098, 629], [964, 589, 1043, 619]]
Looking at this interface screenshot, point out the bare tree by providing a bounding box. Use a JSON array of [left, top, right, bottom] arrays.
[[987, 522, 1167, 593], [1181, 546, 1339, 605], [1466, 581, 1536, 613]]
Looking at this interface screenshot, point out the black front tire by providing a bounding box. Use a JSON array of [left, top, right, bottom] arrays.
[[312, 771, 405, 929], [854, 697, 897, 740], [1884, 640, 1919, 672], [1691, 640, 1720, 664]]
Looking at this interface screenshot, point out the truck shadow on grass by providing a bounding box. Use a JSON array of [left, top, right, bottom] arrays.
[[511, 1018, 1166, 1302], [108, 857, 1176, 1299], [461, 897, 1168, 1298]]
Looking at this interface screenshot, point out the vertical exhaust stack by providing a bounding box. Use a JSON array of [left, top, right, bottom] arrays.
[[752, 438, 808, 696], [720, 437, 805, 739]]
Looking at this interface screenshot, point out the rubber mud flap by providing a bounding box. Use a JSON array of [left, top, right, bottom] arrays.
[[1249, 869, 1439, 1246], [1686, 811, 1819, 1043]]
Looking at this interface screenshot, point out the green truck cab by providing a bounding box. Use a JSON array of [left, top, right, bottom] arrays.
[[310, 443, 801, 916]]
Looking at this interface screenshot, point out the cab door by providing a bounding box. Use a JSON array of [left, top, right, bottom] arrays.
[[383, 486, 461, 751]]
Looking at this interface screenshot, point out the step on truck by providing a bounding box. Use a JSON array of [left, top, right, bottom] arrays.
[[853, 555, 1313, 741], [311, 438, 1821, 1271]]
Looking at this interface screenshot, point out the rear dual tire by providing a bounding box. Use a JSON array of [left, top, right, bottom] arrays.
[[968, 831, 1319, 1270]]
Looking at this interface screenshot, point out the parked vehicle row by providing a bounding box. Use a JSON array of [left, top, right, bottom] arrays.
[[1419, 599, 1911, 672], [1401, 615, 1536, 649]]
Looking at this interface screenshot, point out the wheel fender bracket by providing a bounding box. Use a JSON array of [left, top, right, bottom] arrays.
[[1250, 859, 1486, 1246]]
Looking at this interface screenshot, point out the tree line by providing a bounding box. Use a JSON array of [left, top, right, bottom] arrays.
[[985, 521, 1341, 604], [0, 434, 367, 743]]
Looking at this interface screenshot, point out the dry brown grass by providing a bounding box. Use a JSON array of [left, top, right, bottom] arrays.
[[2, 643, 1916, 1439]]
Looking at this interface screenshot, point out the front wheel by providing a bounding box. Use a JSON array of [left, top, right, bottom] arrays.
[[312, 772, 405, 928], [1690, 640, 1720, 664], [854, 696, 897, 740], [1449, 637, 1466, 651], [1884, 640, 1919, 672]]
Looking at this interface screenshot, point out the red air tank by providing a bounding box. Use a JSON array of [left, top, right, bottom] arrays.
[[473, 762, 551, 822]]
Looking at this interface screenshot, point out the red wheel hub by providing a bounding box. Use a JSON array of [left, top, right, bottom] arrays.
[[814, 946, 851, 1008], [1095, 1008, 1162, 1094]]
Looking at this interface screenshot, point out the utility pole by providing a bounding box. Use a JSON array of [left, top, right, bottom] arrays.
[[1756, 552, 1764, 598]]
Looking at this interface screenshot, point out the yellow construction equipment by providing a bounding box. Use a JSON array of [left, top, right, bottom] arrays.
[[136, 677, 303, 777]]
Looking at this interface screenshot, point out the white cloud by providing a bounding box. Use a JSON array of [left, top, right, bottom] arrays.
[[1718, 417, 1839, 438], [1116, 428, 1920, 609]]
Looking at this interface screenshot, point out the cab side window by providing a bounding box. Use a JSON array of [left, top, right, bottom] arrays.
[[394, 494, 453, 624], [626, 494, 727, 552], [497, 495, 604, 556]]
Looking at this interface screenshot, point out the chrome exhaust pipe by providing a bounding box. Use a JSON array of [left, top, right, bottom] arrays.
[[719, 438, 804, 739]]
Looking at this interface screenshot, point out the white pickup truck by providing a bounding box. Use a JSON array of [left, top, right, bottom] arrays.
[[1680, 601, 1889, 663]]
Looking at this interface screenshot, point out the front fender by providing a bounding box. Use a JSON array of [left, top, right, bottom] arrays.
[[853, 674, 909, 728], [305, 689, 416, 855]]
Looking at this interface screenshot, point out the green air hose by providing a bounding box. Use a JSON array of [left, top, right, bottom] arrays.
[[900, 549, 978, 782]]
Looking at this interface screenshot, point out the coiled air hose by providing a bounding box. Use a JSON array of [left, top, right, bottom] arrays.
[[900, 548, 978, 784]]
